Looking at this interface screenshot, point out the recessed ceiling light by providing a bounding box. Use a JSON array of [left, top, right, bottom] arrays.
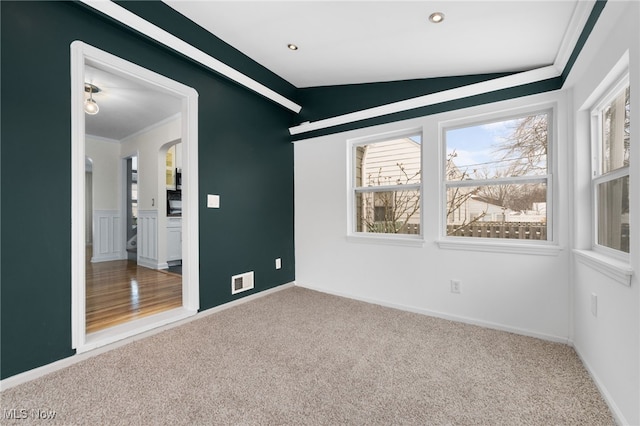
[[429, 12, 445, 23], [287, 43, 299, 51]]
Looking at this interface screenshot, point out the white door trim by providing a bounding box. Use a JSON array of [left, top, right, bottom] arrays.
[[70, 41, 200, 352]]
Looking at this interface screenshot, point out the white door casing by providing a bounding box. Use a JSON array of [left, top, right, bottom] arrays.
[[71, 41, 200, 352]]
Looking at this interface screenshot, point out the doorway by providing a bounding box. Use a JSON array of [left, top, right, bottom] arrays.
[[71, 41, 200, 353]]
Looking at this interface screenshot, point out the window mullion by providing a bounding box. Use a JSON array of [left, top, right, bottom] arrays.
[[355, 183, 421, 193], [593, 166, 629, 185], [445, 175, 549, 189]]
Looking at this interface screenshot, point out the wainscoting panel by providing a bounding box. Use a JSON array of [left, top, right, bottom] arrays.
[[137, 210, 158, 269], [91, 210, 124, 262]]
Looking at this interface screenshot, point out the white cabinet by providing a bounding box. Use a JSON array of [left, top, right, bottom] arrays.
[[167, 217, 182, 262]]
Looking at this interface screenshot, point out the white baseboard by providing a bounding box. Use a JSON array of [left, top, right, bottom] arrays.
[[295, 282, 569, 344], [0, 282, 295, 392], [90, 253, 125, 263], [569, 340, 628, 426], [136, 257, 158, 269]]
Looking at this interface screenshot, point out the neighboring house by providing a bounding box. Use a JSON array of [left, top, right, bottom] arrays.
[[358, 137, 421, 189], [447, 194, 547, 225], [446, 159, 547, 226], [447, 193, 512, 225], [356, 137, 421, 232]]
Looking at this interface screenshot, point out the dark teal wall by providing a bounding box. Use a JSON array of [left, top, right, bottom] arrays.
[[1, 1, 295, 379], [292, 77, 563, 141], [295, 73, 514, 124]]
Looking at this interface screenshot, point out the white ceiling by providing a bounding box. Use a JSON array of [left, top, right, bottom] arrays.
[[84, 65, 182, 141], [164, 0, 581, 88]]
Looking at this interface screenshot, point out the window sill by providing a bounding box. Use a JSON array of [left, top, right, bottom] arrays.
[[573, 249, 633, 287], [437, 239, 563, 256], [346, 234, 425, 247]]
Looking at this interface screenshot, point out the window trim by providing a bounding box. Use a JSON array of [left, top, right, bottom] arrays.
[[347, 127, 424, 245], [589, 72, 630, 260], [437, 103, 559, 254], [574, 249, 632, 286]]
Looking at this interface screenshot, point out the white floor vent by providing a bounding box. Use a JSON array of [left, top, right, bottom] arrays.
[[231, 271, 254, 295]]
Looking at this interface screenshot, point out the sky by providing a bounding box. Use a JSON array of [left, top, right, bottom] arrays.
[[446, 118, 520, 178]]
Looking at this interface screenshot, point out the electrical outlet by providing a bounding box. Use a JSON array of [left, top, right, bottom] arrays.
[[450, 280, 461, 294], [275, 258, 282, 270], [591, 293, 598, 317]]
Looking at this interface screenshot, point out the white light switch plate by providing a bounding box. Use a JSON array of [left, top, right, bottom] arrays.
[[207, 194, 220, 208]]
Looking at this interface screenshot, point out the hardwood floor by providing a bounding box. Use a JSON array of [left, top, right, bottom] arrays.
[[86, 248, 182, 334]]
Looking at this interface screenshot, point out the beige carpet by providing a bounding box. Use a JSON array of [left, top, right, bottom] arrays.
[[1, 287, 613, 425]]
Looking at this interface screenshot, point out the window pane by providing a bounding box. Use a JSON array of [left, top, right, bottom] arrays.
[[355, 135, 421, 187], [446, 113, 548, 181], [356, 190, 420, 234], [446, 182, 547, 240], [597, 176, 630, 253], [602, 86, 630, 173]]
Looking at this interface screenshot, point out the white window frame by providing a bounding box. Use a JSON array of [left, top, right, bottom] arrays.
[[347, 127, 424, 247], [573, 53, 632, 286], [438, 103, 561, 256], [589, 72, 630, 261]]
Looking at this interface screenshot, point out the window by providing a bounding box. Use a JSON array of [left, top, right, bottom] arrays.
[[352, 132, 422, 236], [444, 110, 552, 241], [591, 75, 630, 254]]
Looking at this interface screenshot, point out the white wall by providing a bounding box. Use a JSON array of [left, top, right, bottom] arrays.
[[85, 115, 182, 267], [85, 136, 120, 210], [121, 114, 182, 267], [120, 115, 181, 211], [85, 136, 124, 261], [566, 1, 639, 424], [294, 90, 571, 342]]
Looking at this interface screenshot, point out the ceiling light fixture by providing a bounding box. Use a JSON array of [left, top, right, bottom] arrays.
[[84, 83, 100, 115], [429, 12, 445, 23], [287, 43, 299, 51]]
